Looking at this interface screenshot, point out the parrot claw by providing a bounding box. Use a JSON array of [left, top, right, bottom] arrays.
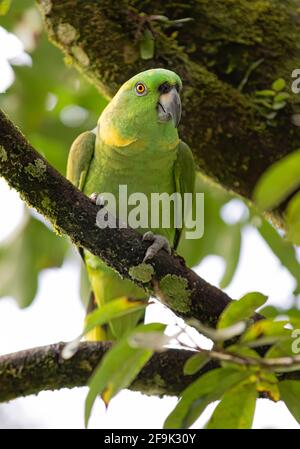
[[89, 192, 98, 204], [142, 231, 172, 262], [90, 192, 105, 207]]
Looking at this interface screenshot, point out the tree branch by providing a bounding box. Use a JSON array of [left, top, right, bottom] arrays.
[[0, 342, 194, 401], [0, 108, 236, 326], [0, 1, 298, 405], [0, 341, 298, 403], [37, 0, 300, 226]]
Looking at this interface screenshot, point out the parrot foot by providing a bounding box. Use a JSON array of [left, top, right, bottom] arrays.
[[142, 231, 171, 262], [89, 192, 105, 207]]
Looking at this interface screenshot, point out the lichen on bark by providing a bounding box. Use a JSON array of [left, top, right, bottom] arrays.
[[129, 263, 154, 283], [0, 145, 8, 162], [25, 159, 47, 181], [159, 274, 191, 313]]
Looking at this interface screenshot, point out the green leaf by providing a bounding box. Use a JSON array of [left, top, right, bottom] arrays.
[[279, 381, 300, 424], [168, 17, 194, 25], [272, 101, 286, 110], [218, 292, 267, 330], [221, 345, 261, 369], [164, 368, 251, 429], [265, 337, 296, 359], [257, 218, 300, 295], [286, 191, 300, 246], [80, 264, 91, 306], [183, 352, 210, 375], [258, 305, 279, 319], [219, 223, 241, 289], [128, 331, 171, 351], [256, 371, 280, 401], [253, 149, 300, 211], [84, 297, 147, 336], [254, 98, 274, 109], [206, 380, 257, 429], [0, 0, 11, 15], [149, 15, 169, 22], [265, 111, 277, 120], [274, 92, 290, 102], [238, 58, 264, 92], [139, 28, 155, 60], [85, 323, 165, 427], [241, 319, 290, 345], [0, 0, 34, 27], [288, 308, 300, 320], [272, 78, 286, 92], [0, 215, 68, 307], [255, 90, 275, 97], [64, 289, 140, 360]]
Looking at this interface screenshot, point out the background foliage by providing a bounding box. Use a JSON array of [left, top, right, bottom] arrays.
[[0, 0, 300, 429]]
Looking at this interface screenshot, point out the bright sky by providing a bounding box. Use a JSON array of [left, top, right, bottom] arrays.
[[0, 28, 299, 429]]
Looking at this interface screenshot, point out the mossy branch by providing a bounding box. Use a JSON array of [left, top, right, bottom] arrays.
[[37, 0, 300, 226], [0, 341, 298, 403], [0, 107, 270, 401], [0, 106, 269, 404], [0, 342, 198, 401], [0, 107, 236, 326]]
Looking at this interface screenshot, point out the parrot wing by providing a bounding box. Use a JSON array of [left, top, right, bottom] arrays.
[[173, 139, 196, 249], [67, 130, 146, 341], [66, 130, 96, 299], [66, 130, 96, 190]]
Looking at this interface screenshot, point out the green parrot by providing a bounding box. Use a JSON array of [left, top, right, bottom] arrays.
[[67, 68, 195, 341]]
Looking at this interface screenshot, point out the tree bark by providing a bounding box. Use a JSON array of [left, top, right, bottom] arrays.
[[0, 342, 198, 401], [0, 108, 235, 327], [0, 342, 298, 403], [37, 0, 300, 227], [0, 108, 280, 405]]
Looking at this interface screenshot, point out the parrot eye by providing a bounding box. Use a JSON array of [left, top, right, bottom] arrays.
[[135, 82, 147, 96]]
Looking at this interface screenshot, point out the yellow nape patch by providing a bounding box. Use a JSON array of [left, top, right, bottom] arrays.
[[100, 124, 136, 147]]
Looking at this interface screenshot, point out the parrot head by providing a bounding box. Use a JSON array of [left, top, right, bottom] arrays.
[[98, 68, 182, 148]]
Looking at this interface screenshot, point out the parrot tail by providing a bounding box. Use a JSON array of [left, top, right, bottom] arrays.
[[84, 256, 147, 341], [84, 292, 108, 341]]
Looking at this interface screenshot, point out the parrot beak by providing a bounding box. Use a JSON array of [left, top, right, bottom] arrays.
[[158, 86, 181, 128]]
